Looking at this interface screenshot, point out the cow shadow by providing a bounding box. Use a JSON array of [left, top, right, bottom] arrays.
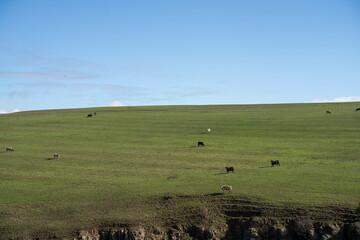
[[46, 158, 54, 160], [259, 166, 272, 168], [204, 193, 223, 197], [214, 172, 230, 175]]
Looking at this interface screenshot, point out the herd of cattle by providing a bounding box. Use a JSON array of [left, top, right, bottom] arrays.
[[197, 128, 282, 193], [5, 107, 360, 194], [200, 107, 360, 193]]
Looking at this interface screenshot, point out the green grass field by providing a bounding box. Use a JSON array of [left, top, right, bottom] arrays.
[[1, 103, 360, 238]]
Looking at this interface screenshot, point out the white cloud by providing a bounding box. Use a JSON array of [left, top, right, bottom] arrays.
[[313, 96, 360, 103], [110, 100, 128, 107], [0, 108, 21, 114], [312, 98, 330, 103], [332, 96, 360, 102]]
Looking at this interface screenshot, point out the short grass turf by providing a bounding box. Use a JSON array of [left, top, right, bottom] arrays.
[[1, 102, 360, 238]]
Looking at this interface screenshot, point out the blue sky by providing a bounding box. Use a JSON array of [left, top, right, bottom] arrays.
[[0, 0, 359, 113]]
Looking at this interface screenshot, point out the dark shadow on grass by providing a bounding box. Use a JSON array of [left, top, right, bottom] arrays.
[[259, 166, 272, 168], [214, 172, 228, 175], [46, 158, 54, 160], [204, 193, 223, 197]]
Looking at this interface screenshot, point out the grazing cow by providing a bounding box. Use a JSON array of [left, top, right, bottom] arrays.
[[356, 108, 360, 111], [220, 185, 232, 193], [6, 147, 14, 152], [87, 114, 92, 118], [326, 111, 332, 114], [198, 141, 205, 147], [206, 128, 211, 133], [54, 153, 60, 159], [225, 167, 234, 173], [271, 160, 280, 166]]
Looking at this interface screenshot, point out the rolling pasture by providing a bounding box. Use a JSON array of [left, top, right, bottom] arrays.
[[1, 103, 360, 238]]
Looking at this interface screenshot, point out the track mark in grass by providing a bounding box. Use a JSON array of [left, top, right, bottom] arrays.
[[259, 166, 273, 169], [214, 172, 227, 176], [167, 175, 178, 180]]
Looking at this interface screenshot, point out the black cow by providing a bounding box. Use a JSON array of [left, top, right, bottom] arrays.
[[356, 108, 360, 111], [271, 160, 280, 166], [326, 111, 332, 114], [225, 167, 234, 173], [87, 114, 93, 118], [198, 141, 205, 147]]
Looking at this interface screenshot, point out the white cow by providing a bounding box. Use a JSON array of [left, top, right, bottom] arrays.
[[220, 185, 232, 193], [6, 147, 14, 152], [206, 128, 211, 133], [54, 153, 60, 159]]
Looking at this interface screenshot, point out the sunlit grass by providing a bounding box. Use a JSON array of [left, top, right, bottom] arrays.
[[1, 103, 360, 238]]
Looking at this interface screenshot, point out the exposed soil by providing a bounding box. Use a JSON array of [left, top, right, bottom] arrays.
[[13, 195, 360, 239], [75, 195, 360, 240]]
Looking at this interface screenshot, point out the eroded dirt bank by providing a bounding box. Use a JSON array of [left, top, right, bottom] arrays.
[[14, 196, 360, 240], [77, 196, 360, 240], [79, 220, 360, 240]]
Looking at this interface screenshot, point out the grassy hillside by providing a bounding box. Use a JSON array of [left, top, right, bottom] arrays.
[[1, 103, 360, 238]]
